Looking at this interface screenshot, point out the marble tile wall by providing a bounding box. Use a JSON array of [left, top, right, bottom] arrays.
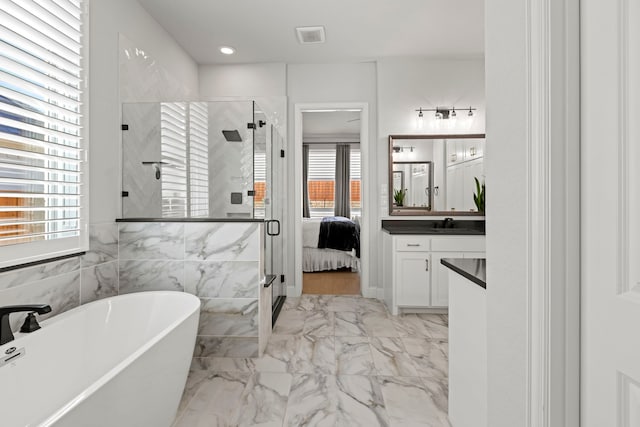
[[2, 220, 264, 360], [0, 222, 119, 332], [207, 101, 255, 218], [118, 221, 264, 358]]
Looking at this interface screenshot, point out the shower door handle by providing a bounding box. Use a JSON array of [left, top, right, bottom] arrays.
[[266, 220, 280, 236]]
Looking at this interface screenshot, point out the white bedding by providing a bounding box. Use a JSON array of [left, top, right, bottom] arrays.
[[303, 247, 360, 272], [302, 218, 322, 248], [302, 217, 360, 272]]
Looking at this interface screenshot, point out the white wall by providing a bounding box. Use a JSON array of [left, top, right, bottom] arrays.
[[377, 57, 486, 219], [90, 0, 199, 224], [199, 63, 287, 98], [485, 1, 528, 425], [286, 63, 378, 290]]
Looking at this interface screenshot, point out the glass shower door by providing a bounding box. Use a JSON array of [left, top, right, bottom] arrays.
[[263, 122, 286, 319]]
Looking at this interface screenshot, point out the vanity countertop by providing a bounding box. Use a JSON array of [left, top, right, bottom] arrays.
[[381, 220, 485, 235], [440, 258, 486, 289]]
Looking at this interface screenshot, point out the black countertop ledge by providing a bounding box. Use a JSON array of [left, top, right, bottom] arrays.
[[116, 218, 265, 223], [381, 220, 485, 235], [440, 258, 486, 289]]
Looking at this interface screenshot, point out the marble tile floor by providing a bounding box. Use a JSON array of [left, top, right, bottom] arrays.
[[173, 295, 450, 427]]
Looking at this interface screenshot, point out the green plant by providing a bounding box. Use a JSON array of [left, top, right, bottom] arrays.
[[473, 177, 485, 213], [393, 188, 406, 206]]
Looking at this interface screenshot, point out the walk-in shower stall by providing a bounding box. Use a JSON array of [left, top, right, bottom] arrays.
[[120, 100, 286, 315]]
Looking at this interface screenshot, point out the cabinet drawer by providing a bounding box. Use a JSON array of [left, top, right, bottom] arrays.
[[395, 236, 431, 252], [431, 237, 485, 252]]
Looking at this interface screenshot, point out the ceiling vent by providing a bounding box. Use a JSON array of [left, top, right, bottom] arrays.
[[295, 26, 326, 44]]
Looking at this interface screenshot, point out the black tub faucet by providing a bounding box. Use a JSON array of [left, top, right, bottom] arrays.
[[0, 304, 51, 345], [443, 217, 455, 228]]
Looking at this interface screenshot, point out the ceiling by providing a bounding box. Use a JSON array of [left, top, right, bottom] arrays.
[[137, 0, 484, 64], [302, 111, 361, 137]]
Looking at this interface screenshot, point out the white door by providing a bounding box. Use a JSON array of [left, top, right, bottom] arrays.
[[582, 0, 640, 425], [395, 252, 430, 307]]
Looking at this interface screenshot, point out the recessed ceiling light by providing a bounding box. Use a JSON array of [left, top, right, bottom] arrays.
[[220, 46, 235, 55]]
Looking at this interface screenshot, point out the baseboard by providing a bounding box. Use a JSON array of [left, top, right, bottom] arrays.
[[399, 307, 448, 315], [362, 286, 385, 300], [286, 286, 298, 297]]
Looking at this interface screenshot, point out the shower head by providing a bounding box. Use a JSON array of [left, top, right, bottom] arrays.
[[222, 130, 242, 142]]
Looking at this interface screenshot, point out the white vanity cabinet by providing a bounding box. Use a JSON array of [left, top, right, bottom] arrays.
[[383, 233, 485, 315]]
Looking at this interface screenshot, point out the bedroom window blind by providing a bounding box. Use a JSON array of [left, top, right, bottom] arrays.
[[350, 148, 361, 216], [307, 145, 361, 218], [307, 147, 335, 218], [0, 0, 87, 268]]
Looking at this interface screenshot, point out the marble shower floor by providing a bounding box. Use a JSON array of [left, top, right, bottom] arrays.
[[172, 295, 450, 427]]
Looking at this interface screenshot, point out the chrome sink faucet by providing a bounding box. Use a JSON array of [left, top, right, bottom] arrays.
[[0, 305, 51, 345]]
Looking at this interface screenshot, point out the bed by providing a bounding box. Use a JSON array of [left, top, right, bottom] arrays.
[[302, 216, 360, 272]]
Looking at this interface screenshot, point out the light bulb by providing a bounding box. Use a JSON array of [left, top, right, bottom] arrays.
[[451, 108, 457, 117], [417, 108, 424, 129], [468, 107, 474, 117]]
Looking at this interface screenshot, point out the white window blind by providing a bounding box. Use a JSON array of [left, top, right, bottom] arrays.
[[350, 148, 361, 180], [0, 0, 86, 267], [189, 102, 209, 217], [307, 145, 361, 218], [307, 147, 336, 180], [160, 102, 188, 218], [253, 151, 266, 219]]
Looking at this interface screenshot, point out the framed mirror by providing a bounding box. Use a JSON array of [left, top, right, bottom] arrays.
[[388, 134, 486, 216]]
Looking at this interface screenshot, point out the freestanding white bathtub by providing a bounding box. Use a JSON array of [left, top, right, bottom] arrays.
[[0, 291, 200, 427]]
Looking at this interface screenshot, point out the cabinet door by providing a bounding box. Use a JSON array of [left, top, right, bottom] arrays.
[[395, 252, 431, 306], [431, 252, 464, 307], [464, 139, 484, 160], [446, 164, 465, 211], [446, 139, 459, 166], [463, 160, 485, 212]]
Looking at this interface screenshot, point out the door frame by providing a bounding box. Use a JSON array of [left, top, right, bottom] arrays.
[[486, 0, 580, 425], [291, 102, 370, 297]]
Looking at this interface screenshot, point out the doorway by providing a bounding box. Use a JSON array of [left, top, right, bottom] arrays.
[[301, 110, 362, 294], [293, 103, 370, 298]]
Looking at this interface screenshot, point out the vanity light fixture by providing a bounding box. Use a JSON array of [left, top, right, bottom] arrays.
[[392, 146, 414, 153], [416, 106, 477, 120], [417, 108, 424, 128], [220, 46, 235, 55]]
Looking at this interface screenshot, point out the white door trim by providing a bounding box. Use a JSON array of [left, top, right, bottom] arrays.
[[291, 102, 370, 297], [527, 0, 580, 425]]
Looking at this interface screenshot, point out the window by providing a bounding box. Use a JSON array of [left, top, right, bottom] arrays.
[[0, 0, 87, 268], [350, 147, 361, 216], [253, 151, 266, 218], [188, 102, 209, 217], [160, 102, 187, 217], [307, 145, 361, 218]]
